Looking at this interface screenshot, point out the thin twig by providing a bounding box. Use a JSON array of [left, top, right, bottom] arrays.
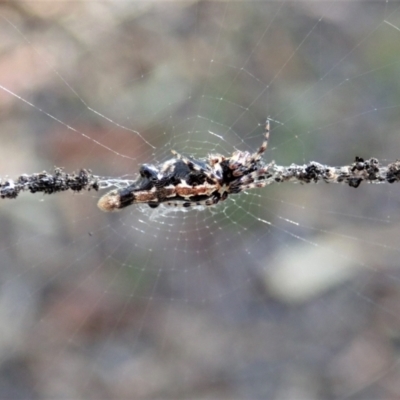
[[0, 167, 99, 200], [261, 157, 400, 188], [1, 157, 400, 202]]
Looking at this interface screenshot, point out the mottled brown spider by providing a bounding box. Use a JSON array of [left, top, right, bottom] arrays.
[[97, 120, 273, 212]]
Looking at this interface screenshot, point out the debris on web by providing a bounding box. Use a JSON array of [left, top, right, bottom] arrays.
[[0, 168, 99, 200]]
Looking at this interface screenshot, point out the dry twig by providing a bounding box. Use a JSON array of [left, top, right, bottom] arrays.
[[0, 168, 98, 200], [1, 157, 400, 204]]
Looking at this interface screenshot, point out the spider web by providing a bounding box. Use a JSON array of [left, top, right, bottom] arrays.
[[1, 1, 400, 399]]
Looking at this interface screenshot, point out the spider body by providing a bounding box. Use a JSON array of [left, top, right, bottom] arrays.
[[97, 120, 272, 212]]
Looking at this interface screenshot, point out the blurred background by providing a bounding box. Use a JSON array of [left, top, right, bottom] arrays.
[[1, 1, 400, 399]]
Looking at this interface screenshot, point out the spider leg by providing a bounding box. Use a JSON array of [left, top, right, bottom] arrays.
[[236, 180, 270, 192], [228, 162, 274, 194], [228, 119, 270, 177], [247, 163, 273, 182], [253, 119, 270, 161]]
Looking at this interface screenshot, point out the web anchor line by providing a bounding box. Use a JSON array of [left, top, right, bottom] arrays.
[[1, 157, 400, 206]]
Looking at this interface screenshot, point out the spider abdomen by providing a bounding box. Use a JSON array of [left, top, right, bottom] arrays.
[[98, 120, 271, 211]]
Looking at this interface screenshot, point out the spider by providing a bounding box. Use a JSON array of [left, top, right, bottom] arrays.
[[97, 120, 274, 212]]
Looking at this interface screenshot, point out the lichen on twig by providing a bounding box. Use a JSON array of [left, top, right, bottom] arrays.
[[1, 157, 400, 206], [264, 157, 400, 188], [0, 168, 99, 200]]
